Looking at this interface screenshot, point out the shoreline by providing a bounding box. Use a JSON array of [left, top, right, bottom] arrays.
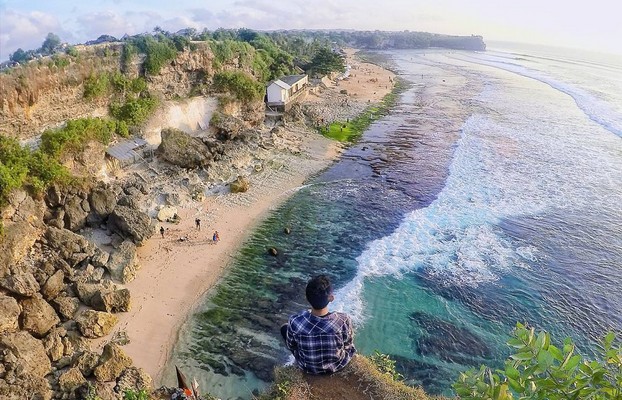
[[105, 48, 397, 386]]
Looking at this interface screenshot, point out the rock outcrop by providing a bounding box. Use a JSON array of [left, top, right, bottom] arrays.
[[106, 240, 140, 283], [229, 175, 250, 193], [0, 272, 40, 297], [0, 295, 20, 333], [0, 331, 52, 378], [75, 310, 118, 339], [20, 294, 61, 337], [158, 128, 213, 168], [93, 343, 132, 382], [107, 206, 153, 245]]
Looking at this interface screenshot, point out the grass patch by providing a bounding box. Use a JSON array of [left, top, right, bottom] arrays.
[[321, 78, 408, 142]]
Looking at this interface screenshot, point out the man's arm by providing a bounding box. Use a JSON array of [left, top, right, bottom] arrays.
[[285, 319, 298, 354], [342, 315, 354, 349]]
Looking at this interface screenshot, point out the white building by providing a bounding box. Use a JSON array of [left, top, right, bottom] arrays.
[[266, 74, 309, 111]]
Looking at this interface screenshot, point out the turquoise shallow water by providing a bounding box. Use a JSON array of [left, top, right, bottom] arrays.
[[168, 45, 622, 399]]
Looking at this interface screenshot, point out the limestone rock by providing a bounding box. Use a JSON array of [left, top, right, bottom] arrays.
[[45, 227, 95, 266], [58, 367, 87, 393], [93, 343, 132, 382], [51, 295, 80, 320], [158, 127, 212, 168], [229, 175, 250, 193], [41, 270, 65, 300], [91, 289, 131, 313], [0, 331, 51, 378], [0, 294, 20, 333], [89, 185, 117, 217], [21, 294, 60, 337], [73, 350, 99, 377], [114, 366, 153, 393], [75, 310, 118, 338], [0, 272, 40, 297], [106, 241, 139, 283], [75, 382, 116, 400], [0, 374, 52, 400], [90, 247, 110, 269], [156, 206, 178, 222], [63, 196, 88, 231], [75, 282, 105, 306], [0, 219, 39, 276], [107, 206, 154, 245], [42, 327, 67, 362]]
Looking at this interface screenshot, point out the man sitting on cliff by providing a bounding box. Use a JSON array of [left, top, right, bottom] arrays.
[[281, 275, 356, 374]]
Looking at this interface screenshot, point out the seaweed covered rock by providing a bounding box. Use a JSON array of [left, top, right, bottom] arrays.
[[158, 128, 212, 168]]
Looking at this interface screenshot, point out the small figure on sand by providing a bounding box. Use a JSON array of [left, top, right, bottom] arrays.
[[281, 275, 356, 374], [195, 218, 201, 231], [212, 231, 220, 243], [160, 226, 165, 238]]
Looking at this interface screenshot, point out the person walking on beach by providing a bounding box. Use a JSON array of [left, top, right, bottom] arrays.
[[160, 226, 165, 238], [195, 218, 201, 231], [281, 275, 356, 375], [212, 231, 219, 243]]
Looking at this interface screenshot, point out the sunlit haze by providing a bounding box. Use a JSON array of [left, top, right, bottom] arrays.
[[1, 0, 621, 60]]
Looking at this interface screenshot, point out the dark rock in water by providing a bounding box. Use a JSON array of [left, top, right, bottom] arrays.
[[391, 354, 449, 395], [268, 247, 278, 257], [283, 227, 291, 234], [409, 311, 491, 365]]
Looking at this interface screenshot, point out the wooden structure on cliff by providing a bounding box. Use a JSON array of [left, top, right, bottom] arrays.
[[105, 138, 150, 169], [266, 74, 309, 112]]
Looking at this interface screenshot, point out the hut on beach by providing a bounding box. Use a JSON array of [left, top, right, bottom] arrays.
[[266, 74, 309, 112]]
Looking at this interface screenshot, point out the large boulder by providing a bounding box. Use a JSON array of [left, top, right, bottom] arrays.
[[51, 295, 80, 320], [20, 294, 60, 337], [229, 175, 250, 193], [0, 221, 39, 278], [106, 241, 140, 283], [93, 343, 132, 382], [91, 247, 110, 269], [73, 350, 100, 377], [41, 270, 65, 300], [156, 206, 178, 222], [89, 184, 117, 217], [0, 294, 20, 333], [63, 196, 89, 231], [45, 227, 95, 266], [43, 327, 66, 362], [1, 190, 46, 225], [107, 206, 153, 245], [75, 310, 118, 338], [114, 367, 153, 393], [158, 128, 212, 168], [0, 374, 52, 400], [58, 367, 87, 394], [0, 331, 51, 378], [75, 282, 107, 306], [91, 289, 131, 313], [0, 272, 40, 296]]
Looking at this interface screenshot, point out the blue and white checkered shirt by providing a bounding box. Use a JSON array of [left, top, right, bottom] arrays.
[[285, 310, 356, 374]]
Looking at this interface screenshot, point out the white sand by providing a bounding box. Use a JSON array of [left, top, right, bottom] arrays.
[[105, 49, 396, 384]]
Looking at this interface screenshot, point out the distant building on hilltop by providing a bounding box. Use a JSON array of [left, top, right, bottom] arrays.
[[266, 74, 309, 112]]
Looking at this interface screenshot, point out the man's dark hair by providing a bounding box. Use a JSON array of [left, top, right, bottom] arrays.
[[306, 275, 333, 310]]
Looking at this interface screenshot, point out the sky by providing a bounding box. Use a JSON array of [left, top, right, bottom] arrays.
[[1, 0, 621, 61]]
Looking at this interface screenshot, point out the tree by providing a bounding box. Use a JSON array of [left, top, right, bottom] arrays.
[[454, 323, 622, 400], [41, 32, 62, 54], [9, 48, 29, 63], [306, 47, 345, 76]]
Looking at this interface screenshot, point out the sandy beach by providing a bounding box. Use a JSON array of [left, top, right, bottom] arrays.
[[106, 49, 397, 384]]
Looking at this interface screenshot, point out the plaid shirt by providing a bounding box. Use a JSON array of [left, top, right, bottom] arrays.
[[285, 310, 356, 374]]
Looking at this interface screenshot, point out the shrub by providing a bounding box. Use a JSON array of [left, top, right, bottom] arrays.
[[40, 118, 116, 157], [83, 73, 111, 99], [454, 323, 622, 399], [212, 71, 264, 102], [110, 96, 158, 126]]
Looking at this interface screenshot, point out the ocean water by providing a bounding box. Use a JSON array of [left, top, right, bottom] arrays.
[[168, 44, 622, 399]]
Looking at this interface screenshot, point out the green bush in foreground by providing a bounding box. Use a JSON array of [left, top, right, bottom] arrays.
[[454, 323, 622, 400], [212, 71, 264, 102]]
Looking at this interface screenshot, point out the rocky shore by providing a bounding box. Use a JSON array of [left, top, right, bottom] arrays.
[[0, 49, 396, 399]]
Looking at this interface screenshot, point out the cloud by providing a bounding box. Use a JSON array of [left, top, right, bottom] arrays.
[[76, 10, 136, 40], [0, 9, 65, 60]]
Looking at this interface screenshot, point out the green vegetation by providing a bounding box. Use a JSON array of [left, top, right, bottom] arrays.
[[369, 351, 404, 382], [0, 137, 69, 204], [212, 71, 265, 102], [122, 389, 149, 400], [83, 73, 111, 99], [110, 96, 158, 126], [306, 47, 345, 76], [41, 32, 61, 55], [127, 35, 181, 75], [40, 118, 116, 157], [322, 78, 407, 142], [454, 323, 622, 399]]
